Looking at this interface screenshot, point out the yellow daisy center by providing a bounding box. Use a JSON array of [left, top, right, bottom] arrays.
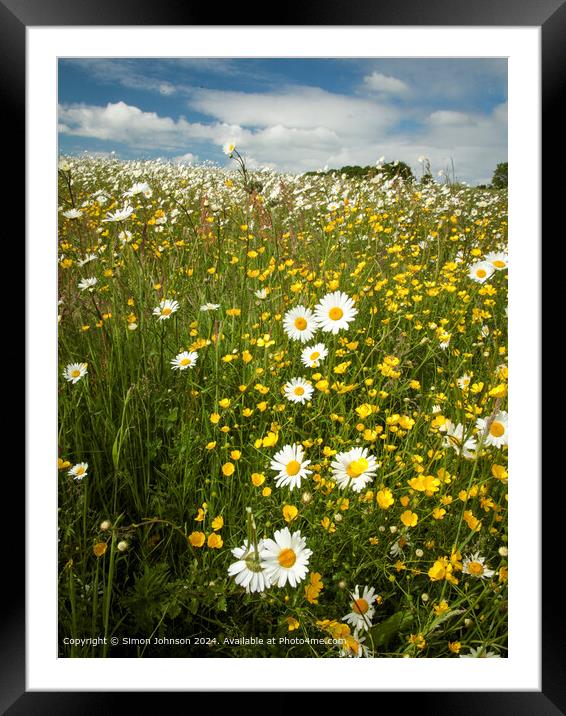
[[489, 421, 505, 437], [71, 369, 81, 378], [286, 460, 301, 476], [346, 457, 369, 478], [180, 358, 190, 366], [294, 386, 305, 396], [278, 548, 297, 568], [352, 598, 369, 614], [493, 260, 506, 268], [294, 317, 307, 330], [468, 561, 484, 576], [161, 307, 172, 316], [75, 466, 85, 475], [329, 306, 344, 321], [310, 351, 320, 360], [476, 269, 486, 278]]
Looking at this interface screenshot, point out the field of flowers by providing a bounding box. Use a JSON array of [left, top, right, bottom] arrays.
[[58, 151, 508, 658]]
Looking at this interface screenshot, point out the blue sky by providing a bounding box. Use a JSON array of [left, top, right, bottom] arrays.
[[58, 58, 507, 184]]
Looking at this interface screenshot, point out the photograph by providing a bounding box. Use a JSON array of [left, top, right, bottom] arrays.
[[57, 56, 510, 659], [3, 2, 553, 704]]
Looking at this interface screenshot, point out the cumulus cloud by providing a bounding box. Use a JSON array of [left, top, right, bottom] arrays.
[[58, 91, 507, 183], [58, 101, 242, 151], [362, 71, 410, 95], [186, 85, 399, 136], [172, 151, 199, 164]]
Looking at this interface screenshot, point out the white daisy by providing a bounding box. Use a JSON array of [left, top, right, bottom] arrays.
[[314, 291, 358, 334], [301, 343, 328, 368], [440, 421, 478, 459], [77, 253, 98, 267], [438, 331, 451, 350], [282, 305, 319, 343], [228, 539, 271, 593], [68, 462, 88, 481], [484, 251, 508, 270], [78, 277, 98, 292], [171, 351, 198, 371], [254, 288, 268, 299], [102, 205, 134, 222], [462, 552, 495, 580], [124, 182, 152, 199], [118, 230, 133, 244], [199, 303, 220, 312], [153, 298, 179, 320], [457, 374, 472, 390], [331, 447, 379, 492], [476, 411, 508, 448], [343, 585, 377, 632], [63, 362, 88, 384], [223, 142, 236, 156], [468, 261, 495, 283], [270, 443, 312, 491], [92, 189, 109, 205], [62, 208, 82, 219], [283, 378, 314, 405], [389, 535, 412, 558], [260, 527, 313, 588]]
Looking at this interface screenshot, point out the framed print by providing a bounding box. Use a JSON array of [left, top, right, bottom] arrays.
[[6, 0, 556, 709]]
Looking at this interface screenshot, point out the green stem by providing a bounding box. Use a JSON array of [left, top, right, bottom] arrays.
[[102, 520, 120, 657]]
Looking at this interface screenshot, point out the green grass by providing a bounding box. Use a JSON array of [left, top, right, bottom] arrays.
[[58, 157, 508, 658]]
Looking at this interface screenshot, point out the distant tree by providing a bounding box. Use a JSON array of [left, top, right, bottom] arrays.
[[305, 162, 414, 182], [491, 162, 508, 189], [378, 161, 414, 182]]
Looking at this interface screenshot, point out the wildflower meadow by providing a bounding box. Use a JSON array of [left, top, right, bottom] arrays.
[[58, 148, 508, 658]]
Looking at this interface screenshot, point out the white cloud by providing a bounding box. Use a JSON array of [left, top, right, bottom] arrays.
[[186, 85, 399, 137], [362, 71, 410, 95], [158, 83, 176, 96], [58, 101, 242, 151], [66, 60, 184, 96], [428, 110, 472, 126], [59, 96, 507, 183], [64, 58, 277, 97], [173, 151, 199, 164]]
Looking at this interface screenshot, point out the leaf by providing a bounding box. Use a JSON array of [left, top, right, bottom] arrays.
[[425, 609, 465, 635], [167, 601, 182, 620], [112, 432, 120, 471], [368, 610, 414, 648], [167, 407, 178, 423]]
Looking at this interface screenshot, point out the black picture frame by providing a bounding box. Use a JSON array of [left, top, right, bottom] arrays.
[[11, 1, 554, 710]]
